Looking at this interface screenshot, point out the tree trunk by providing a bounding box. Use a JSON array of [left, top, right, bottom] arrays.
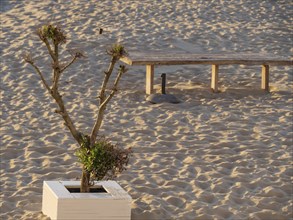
[[80, 166, 91, 192]]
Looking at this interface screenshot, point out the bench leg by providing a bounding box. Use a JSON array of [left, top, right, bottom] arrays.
[[211, 64, 219, 92], [261, 65, 269, 92], [146, 65, 154, 95]]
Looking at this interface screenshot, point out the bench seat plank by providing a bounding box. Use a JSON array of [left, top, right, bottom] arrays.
[[121, 52, 292, 66]]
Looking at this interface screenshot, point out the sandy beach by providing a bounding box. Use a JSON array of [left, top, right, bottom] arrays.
[[1, 0, 292, 219]]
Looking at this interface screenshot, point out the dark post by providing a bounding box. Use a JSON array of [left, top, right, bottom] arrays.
[[99, 28, 103, 34], [161, 73, 166, 94]]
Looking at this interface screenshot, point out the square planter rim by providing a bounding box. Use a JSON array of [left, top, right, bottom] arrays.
[[44, 180, 132, 200]]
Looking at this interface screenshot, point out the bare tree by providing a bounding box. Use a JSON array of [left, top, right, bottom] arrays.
[[24, 24, 131, 192]]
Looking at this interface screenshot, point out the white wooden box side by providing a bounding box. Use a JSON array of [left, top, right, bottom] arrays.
[[43, 181, 132, 220], [42, 182, 58, 219], [58, 200, 131, 219]]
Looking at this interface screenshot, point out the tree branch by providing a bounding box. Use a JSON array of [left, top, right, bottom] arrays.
[[54, 40, 59, 61], [90, 65, 127, 145], [25, 57, 82, 145], [100, 65, 126, 108], [43, 37, 57, 62], [61, 56, 78, 73], [51, 43, 62, 94], [24, 58, 51, 93], [51, 91, 83, 145], [52, 68, 61, 92], [99, 56, 117, 105]]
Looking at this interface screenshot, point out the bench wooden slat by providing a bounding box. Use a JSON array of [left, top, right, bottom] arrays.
[[121, 52, 292, 66]]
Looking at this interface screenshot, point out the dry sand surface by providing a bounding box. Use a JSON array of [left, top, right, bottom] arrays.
[[1, 0, 292, 219]]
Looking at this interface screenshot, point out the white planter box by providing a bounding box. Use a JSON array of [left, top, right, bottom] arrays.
[[42, 180, 132, 220]]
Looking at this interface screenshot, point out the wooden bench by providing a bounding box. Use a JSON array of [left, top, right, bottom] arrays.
[[120, 52, 292, 94]]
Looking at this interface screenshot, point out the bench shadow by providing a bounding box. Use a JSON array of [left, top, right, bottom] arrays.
[[167, 85, 272, 100]]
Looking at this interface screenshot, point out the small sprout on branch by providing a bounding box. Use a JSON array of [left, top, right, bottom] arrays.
[[68, 49, 87, 59], [23, 53, 34, 65], [37, 23, 66, 45], [107, 43, 128, 59]]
